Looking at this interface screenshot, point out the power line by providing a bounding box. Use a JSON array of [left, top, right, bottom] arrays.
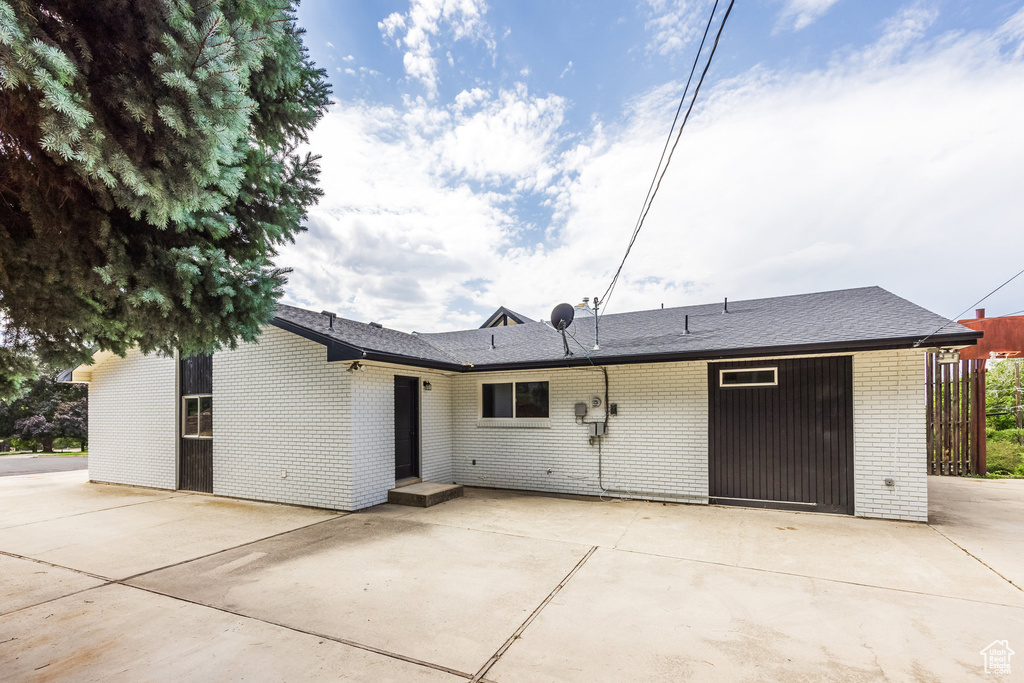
[[599, 0, 735, 318], [913, 266, 1024, 347]]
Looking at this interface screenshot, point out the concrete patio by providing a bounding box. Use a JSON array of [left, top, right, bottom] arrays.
[[1, 471, 1022, 681]]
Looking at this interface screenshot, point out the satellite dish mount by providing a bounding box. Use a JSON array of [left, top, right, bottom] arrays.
[[550, 303, 575, 357]]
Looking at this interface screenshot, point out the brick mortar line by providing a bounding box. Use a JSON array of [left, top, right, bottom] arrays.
[[471, 545, 598, 682]]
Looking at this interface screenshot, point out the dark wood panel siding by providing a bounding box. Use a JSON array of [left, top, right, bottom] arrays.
[[180, 353, 213, 395], [179, 353, 213, 493], [179, 438, 213, 493], [708, 357, 854, 515]]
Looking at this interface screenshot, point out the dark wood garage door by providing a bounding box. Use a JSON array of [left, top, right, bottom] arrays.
[[708, 357, 854, 515]]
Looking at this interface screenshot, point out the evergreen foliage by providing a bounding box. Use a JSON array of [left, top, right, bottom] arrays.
[[0, 0, 330, 399]]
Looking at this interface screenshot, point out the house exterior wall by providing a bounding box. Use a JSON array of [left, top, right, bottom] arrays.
[[88, 349, 177, 489], [81, 334, 928, 522], [852, 348, 928, 521], [212, 326, 355, 510], [450, 362, 709, 503], [348, 365, 453, 509], [450, 350, 928, 522]]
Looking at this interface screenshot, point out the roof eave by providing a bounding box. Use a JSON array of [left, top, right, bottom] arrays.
[[270, 317, 465, 371], [458, 331, 984, 373]]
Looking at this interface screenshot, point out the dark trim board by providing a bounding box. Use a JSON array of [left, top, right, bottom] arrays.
[[179, 353, 213, 493], [708, 357, 855, 515]]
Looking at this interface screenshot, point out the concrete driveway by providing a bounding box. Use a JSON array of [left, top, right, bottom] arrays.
[[1, 472, 1022, 681]]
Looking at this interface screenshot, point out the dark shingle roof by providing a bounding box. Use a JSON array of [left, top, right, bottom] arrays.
[[272, 304, 463, 368], [273, 287, 981, 371]]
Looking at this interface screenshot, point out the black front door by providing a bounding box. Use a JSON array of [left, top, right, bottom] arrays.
[[394, 376, 420, 480], [708, 357, 854, 514]]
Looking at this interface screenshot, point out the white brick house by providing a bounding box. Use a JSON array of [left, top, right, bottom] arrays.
[[64, 287, 980, 522]]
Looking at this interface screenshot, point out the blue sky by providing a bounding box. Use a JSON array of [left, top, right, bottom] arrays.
[[280, 0, 1024, 331]]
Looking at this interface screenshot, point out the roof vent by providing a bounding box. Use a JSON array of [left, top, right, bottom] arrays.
[[368, 322, 382, 329], [684, 314, 690, 335], [723, 297, 729, 314], [321, 310, 337, 330]]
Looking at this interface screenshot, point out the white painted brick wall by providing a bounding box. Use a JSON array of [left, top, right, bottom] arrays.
[[88, 349, 177, 489], [84, 336, 928, 521], [349, 365, 453, 509], [853, 349, 928, 521], [212, 326, 355, 510], [450, 363, 709, 503], [451, 352, 928, 521]]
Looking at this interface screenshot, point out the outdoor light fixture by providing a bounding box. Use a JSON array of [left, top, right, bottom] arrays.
[[936, 348, 960, 365], [423, 381, 432, 391], [347, 361, 364, 373]]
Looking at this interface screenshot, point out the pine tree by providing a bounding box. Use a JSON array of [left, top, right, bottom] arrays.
[[0, 0, 330, 398]]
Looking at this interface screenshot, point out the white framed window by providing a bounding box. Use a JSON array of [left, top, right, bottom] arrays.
[[480, 380, 550, 419], [182, 395, 213, 438], [719, 367, 778, 388]]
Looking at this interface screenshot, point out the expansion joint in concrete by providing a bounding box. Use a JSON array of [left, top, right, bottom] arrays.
[[471, 545, 598, 682]]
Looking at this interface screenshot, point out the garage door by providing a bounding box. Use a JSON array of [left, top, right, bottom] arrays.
[[708, 357, 854, 514]]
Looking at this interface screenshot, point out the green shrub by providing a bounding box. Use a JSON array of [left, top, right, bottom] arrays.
[[989, 428, 1024, 444], [987, 440, 1024, 474]]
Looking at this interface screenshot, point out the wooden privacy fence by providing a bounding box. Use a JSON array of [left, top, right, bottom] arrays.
[[926, 353, 986, 475]]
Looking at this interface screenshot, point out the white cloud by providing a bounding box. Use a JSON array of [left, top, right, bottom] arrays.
[[343, 54, 355, 62], [326, 41, 335, 48], [642, 0, 709, 56], [280, 8, 1024, 331], [378, 0, 493, 98], [559, 60, 574, 78], [776, 0, 841, 32]]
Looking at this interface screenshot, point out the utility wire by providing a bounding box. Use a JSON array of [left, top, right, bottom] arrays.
[[913, 266, 1024, 348], [600, 0, 735, 317]]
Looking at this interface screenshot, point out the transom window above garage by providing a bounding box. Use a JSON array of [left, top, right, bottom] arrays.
[[481, 381, 549, 418], [719, 367, 778, 387]]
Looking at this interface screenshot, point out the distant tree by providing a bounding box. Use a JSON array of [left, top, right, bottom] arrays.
[[0, 0, 330, 399], [0, 369, 85, 450], [52, 396, 87, 449], [14, 414, 53, 452]]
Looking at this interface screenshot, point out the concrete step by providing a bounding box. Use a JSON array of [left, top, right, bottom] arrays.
[[388, 482, 464, 508]]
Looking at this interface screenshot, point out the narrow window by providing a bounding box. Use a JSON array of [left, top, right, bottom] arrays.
[[482, 383, 513, 418], [720, 368, 777, 387], [515, 381, 549, 418], [182, 395, 213, 437], [482, 381, 549, 418]]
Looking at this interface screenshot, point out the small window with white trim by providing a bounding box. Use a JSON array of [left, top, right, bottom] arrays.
[[481, 381, 549, 418], [182, 395, 213, 438], [720, 367, 777, 387]]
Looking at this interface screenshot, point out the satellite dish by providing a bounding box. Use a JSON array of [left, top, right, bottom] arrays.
[[550, 303, 575, 330]]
